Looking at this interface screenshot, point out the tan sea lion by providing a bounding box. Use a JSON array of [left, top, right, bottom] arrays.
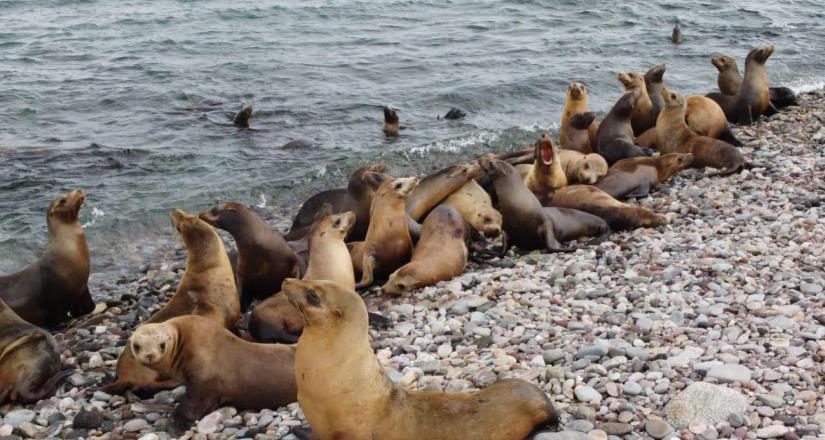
[[106, 209, 239, 394], [560, 82, 599, 152], [129, 315, 296, 433], [0, 190, 93, 328], [595, 153, 694, 199], [443, 179, 502, 238], [0, 298, 70, 404], [594, 89, 652, 165], [548, 185, 666, 230], [558, 149, 608, 185], [516, 133, 568, 194], [249, 211, 356, 343], [350, 177, 419, 288], [283, 278, 559, 440], [199, 202, 300, 310], [405, 162, 481, 221], [561, 111, 597, 153], [382, 204, 468, 296], [711, 53, 798, 111], [706, 45, 774, 124]]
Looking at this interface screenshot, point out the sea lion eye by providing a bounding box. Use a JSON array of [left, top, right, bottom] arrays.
[[394, 182, 402, 190], [333, 218, 341, 228], [484, 216, 491, 223], [133, 344, 141, 353], [305, 288, 321, 307]]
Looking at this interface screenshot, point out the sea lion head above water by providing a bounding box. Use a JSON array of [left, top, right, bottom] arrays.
[[47, 190, 85, 226], [383, 106, 400, 135]]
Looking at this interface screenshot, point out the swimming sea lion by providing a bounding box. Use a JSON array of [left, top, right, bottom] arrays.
[[199, 202, 301, 310], [560, 83, 598, 153], [516, 133, 568, 194], [594, 89, 652, 165], [129, 316, 296, 433], [285, 162, 390, 241], [382, 204, 468, 296], [439, 107, 467, 120], [671, 23, 682, 44], [706, 45, 775, 125], [658, 88, 757, 176], [283, 278, 559, 440], [249, 211, 356, 343], [711, 53, 798, 111], [106, 209, 239, 394], [383, 106, 400, 135], [548, 185, 666, 230], [595, 153, 694, 199], [558, 149, 608, 185], [0, 190, 93, 328], [406, 163, 481, 221], [443, 179, 502, 238], [350, 177, 419, 288], [233, 105, 252, 128], [0, 298, 70, 404], [561, 111, 597, 153]]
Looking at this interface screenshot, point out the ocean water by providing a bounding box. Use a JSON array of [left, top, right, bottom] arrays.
[[2, 0, 824, 276]]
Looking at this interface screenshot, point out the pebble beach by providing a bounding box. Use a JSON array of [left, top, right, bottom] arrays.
[[0, 88, 823, 440]]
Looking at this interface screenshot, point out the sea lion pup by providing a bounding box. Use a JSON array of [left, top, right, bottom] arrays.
[[594, 89, 652, 165], [443, 179, 502, 238], [129, 316, 296, 433], [595, 153, 694, 199], [249, 211, 356, 343], [617, 71, 656, 135], [711, 54, 798, 110], [543, 208, 611, 243], [0, 190, 93, 328], [286, 162, 390, 241], [406, 162, 481, 221], [480, 156, 570, 253], [558, 149, 608, 185], [706, 45, 775, 125], [382, 205, 468, 296], [658, 88, 757, 176], [283, 278, 559, 440], [516, 133, 568, 194], [199, 202, 300, 310], [0, 299, 70, 404], [561, 111, 597, 153], [233, 105, 252, 128], [350, 177, 419, 288], [548, 185, 666, 230], [560, 82, 598, 152], [106, 209, 239, 394], [383, 106, 401, 135]]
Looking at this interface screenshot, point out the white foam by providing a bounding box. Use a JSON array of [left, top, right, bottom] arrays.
[[787, 79, 825, 94], [81, 207, 105, 228], [256, 193, 267, 208], [408, 131, 499, 155]]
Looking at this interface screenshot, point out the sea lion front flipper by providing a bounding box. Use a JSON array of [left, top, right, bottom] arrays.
[[406, 215, 422, 244], [69, 286, 95, 318], [355, 255, 376, 289]]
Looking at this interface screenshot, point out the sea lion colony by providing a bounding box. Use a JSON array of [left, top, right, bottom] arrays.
[[0, 46, 799, 438]]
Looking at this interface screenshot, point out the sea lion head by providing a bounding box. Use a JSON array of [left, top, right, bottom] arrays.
[[472, 208, 502, 238], [130, 323, 176, 368], [171, 208, 215, 245], [661, 152, 694, 172], [617, 71, 645, 91], [445, 162, 482, 180], [533, 133, 558, 167], [198, 202, 250, 232], [383, 106, 399, 124], [349, 161, 392, 200], [283, 278, 366, 329], [569, 111, 596, 130], [615, 90, 639, 116], [578, 154, 609, 185], [747, 45, 775, 64], [644, 64, 666, 84], [567, 82, 587, 101], [711, 55, 737, 72], [47, 190, 85, 224], [661, 87, 686, 110], [381, 266, 420, 296], [310, 211, 356, 241], [377, 177, 419, 200], [477, 155, 512, 178]]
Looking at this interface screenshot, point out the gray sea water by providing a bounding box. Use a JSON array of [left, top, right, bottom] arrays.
[[2, 0, 824, 276]]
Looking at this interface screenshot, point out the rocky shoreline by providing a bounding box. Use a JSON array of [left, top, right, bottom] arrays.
[[1, 88, 824, 440]]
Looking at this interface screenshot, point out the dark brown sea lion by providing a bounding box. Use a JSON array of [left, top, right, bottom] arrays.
[[706, 45, 774, 125], [561, 111, 597, 153], [617, 71, 656, 136], [233, 105, 252, 128], [199, 202, 300, 310], [0, 298, 70, 404], [548, 185, 666, 230], [543, 208, 611, 243], [671, 24, 682, 44], [443, 179, 502, 238], [560, 83, 598, 153], [285, 162, 390, 241], [283, 278, 559, 440], [594, 89, 652, 165], [0, 190, 93, 328], [383, 106, 400, 135], [439, 107, 467, 120], [595, 153, 694, 199], [558, 149, 608, 185], [382, 204, 468, 296], [516, 134, 568, 193], [129, 315, 296, 433], [711, 54, 798, 111], [406, 162, 481, 221]]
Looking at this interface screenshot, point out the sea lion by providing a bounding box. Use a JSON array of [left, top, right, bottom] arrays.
[[383, 106, 400, 135], [199, 202, 300, 310], [249, 211, 356, 343], [0, 298, 70, 404], [543, 208, 611, 243], [548, 185, 666, 230], [671, 24, 682, 44], [594, 89, 652, 165], [645, 64, 668, 118], [129, 316, 296, 433], [283, 278, 559, 440], [479, 156, 569, 253], [706, 45, 775, 125], [711, 54, 798, 111], [439, 108, 467, 120], [286, 162, 390, 241], [0, 190, 93, 328], [558, 149, 608, 185], [561, 111, 597, 153], [595, 153, 694, 199], [350, 177, 419, 288], [560, 83, 598, 152], [658, 88, 757, 176], [617, 71, 656, 136], [233, 105, 252, 128], [443, 179, 502, 238], [406, 162, 481, 221], [382, 204, 468, 296], [106, 209, 239, 394], [516, 133, 568, 194]]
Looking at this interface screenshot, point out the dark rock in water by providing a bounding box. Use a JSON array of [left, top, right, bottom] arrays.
[[233, 105, 253, 128], [439, 107, 467, 120], [73, 408, 103, 429]]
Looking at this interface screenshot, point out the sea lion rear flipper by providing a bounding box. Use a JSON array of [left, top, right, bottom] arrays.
[[69, 287, 95, 318], [707, 165, 744, 177], [18, 368, 73, 403], [355, 255, 376, 289], [541, 226, 575, 253], [717, 125, 743, 146]]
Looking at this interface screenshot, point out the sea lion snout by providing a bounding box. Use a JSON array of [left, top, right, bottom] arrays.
[[568, 82, 586, 100], [130, 324, 173, 367]]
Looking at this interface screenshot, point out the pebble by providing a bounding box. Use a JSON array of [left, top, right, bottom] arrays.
[[706, 364, 752, 383], [645, 419, 675, 439], [123, 419, 150, 432], [2, 410, 35, 428], [574, 386, 602, 403], [756, 425, 789, 438]]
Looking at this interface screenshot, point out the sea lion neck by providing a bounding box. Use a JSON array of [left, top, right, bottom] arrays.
[[184, 228, 227, 269], [47, 216, 83, 242]]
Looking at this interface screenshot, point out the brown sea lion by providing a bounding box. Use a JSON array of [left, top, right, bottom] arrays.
[[106, 209, 239, 394], [706, 45, 774, 124], [594, 89, 652, 165], [233, 105, 252, 128], [560, 83, 599, 152], [405, 162, 481, 221], [382, 204, 468, 296], [558, 149, 608, 185], [350, 177, 419, 288], [595, 153, 694, 199], [658, 88, 758, 176], [443, 179, 502, 238], [383, 106, 401, 135], [199, 202, 300, 310], [711, 53, 798, 111], [249, 211, 356, 343], [561, 111, 597, 153], [671, 24, 682, 44], [516, 133, 568, 194], [645, 63, 668, 118], [548, 185, 666, 230], [543, 208, 611, 243], [0, 190, 93, 328], [479, 156, 569, 253], [0, 298, 70, 404], [285, 162, 390, 241], [283, 278, 559, 440], [617, 71, 656, 136], [129, 315, 296, 433]]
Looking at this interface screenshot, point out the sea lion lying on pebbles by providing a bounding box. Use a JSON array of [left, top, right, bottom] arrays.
[[596, 153, 694, 199], [283, 278, 560, 440], [548, 185, 666, 230], [558, 149, 608, 185], [543, 208, 611, 243], [443, 179, 503, 238]]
